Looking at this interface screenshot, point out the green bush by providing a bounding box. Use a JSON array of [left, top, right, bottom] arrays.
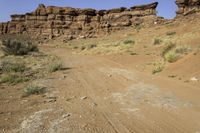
[[1, 38, 38, 56], [48, 61, 63, 72], [24, 85, 45, 96]]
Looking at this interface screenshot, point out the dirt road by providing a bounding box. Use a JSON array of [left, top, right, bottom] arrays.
[[5, 47, 200, 133]]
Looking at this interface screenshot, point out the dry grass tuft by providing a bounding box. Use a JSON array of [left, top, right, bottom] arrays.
[[153, 38, 162, 45], [152, 60, 165, 74], [48, 61, 63, 72], [24, 85, 46, 96]]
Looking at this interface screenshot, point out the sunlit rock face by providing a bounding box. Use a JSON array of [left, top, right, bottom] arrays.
[[176, 0, 200, 16], [0, 2, 162, 40]]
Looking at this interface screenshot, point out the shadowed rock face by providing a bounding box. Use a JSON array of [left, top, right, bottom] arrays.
[[0, 2, 161, 40], [176, 0, 200, 16]]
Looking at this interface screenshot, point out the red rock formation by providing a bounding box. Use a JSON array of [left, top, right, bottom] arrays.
[[176, 0, 200, 16], [0, 2, 160, 40]]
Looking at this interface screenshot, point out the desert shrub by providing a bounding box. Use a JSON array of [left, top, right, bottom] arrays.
[[24, 85, 45, 96], [123, 39, 135, 45], [174, 45, 190, 54], [165, 23, 175, 27], [1, 38, 38, 56], [166, 31, 176, 36], [164, 50, 179, 63], [48, 61, 63, 72], [152, 60, 165, 74], [162, 42, 176, 56], [134, 24, 142, 32], [129, 52, 138, 55], [153, 38, 162, 45], [81, 46, 86, 50], [196, 45, 200, 54], [87, 44, 97, 49], [1, 60, 26, 73], [72, 46, 79, 49], [0, 74, 29, 84], [163, 43, 191, 63]]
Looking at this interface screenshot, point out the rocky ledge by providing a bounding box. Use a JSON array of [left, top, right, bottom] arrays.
[[176, 0, 200, 16], [0, 2, 161, 40]]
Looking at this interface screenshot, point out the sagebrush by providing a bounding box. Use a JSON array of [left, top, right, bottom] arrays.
[[153, 38, 162, 45], [152, 60, 165, 74], [24, 85, 46, 96], [163, 43, 191, 63], [1, 60, 26, 73], [48, 61, 63, 72], [1, 38, 38, 55]]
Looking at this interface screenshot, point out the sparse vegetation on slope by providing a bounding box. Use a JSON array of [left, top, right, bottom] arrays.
[[153, 38, 162, 45], [0, 74, 29, 84], [0, 36, 64, 85], [162, 43, 191, 63], [24, 84, 46, 96], [1, 37, 38, 56], [164, 50, 179, 63], [1, 59, 26, 73], [175, 45, 191, 54], [121, 39, 135, 50], [166, 31, 176, 36], [162, 42, 176, 56], [134, 24, 143, 32], [152, 60, 165, 74], [48, 61, 63, 73], [123, 39, 135, 45]]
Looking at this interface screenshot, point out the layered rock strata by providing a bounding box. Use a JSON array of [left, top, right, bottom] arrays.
[[176, 0, 200, 16], [0, 2, 160, 39]]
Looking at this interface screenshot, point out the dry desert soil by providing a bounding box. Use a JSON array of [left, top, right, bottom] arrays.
[[1, 18, 200, 133]]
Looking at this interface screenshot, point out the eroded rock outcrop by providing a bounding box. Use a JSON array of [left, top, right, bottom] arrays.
[[0, 2, 161, 40], [176, 0, 200, 16]]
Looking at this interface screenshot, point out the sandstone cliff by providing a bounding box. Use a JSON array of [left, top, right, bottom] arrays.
[[176, 0, 200, 16], [0, 2, 160, 40]]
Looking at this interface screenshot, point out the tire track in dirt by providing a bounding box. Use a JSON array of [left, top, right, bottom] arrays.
[[71, 70, 131, 133], [26, 47, 200, 133]]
